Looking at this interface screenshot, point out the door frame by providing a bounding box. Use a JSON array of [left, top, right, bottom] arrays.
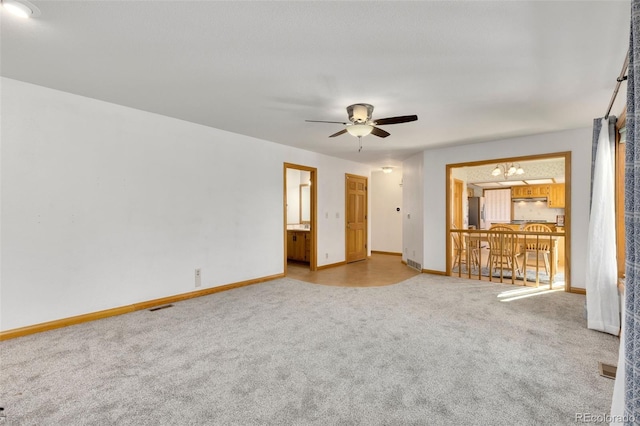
[[345, 173, 368, 263], [615, 109, 626, 279], [453, 178, 464, 229], [445, 151, 573, 292], [283, 163, 317, 272]]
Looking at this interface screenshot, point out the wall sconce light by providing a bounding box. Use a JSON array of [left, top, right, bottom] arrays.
[[382, 167, 393, 174]]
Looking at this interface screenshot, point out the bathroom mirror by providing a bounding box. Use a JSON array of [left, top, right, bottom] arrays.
[[300, 184, 310, 224]]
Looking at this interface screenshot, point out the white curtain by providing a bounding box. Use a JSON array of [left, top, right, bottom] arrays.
[[585, 118, 619, 335], [484, 188, 511, 227]]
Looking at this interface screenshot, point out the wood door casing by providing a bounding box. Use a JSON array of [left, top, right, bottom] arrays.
[[616, 110, 626, 278], [446, 152, 572, 292], [346, 174, 367, 263], [453, 179, 463, 229], [283, 163, 317, 272]]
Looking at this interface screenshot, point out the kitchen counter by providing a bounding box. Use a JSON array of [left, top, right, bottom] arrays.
[[491, 222, 561, 232], [510, 220, 557, 225], [287, 225, 310, 231]]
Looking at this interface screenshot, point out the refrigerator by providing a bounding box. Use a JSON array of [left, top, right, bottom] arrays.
[[468, 197, 485, 229]]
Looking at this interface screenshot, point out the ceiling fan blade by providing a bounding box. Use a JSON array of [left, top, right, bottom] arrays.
[[371, 127, 391, 138], [373, 115, 418, 126], [329, 129, 348, 138], [306, 120, 349, 125]]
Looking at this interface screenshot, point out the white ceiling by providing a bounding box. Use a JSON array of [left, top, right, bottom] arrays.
[[0, 1, 630, 169]]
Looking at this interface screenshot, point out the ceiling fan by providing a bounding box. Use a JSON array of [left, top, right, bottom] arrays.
[[306, 103, 418, 151]]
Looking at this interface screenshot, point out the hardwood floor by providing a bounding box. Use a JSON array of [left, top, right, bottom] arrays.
[[286, 253, 420, 287]]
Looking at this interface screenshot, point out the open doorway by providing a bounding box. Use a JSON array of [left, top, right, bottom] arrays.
[[284, 163, 317, 273], [445, 152, 572, 291]]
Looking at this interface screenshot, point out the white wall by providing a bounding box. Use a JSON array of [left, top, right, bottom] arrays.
[[371, 170, 403, 253], [407, 127, 591, 289], [1, 78, 370, 331], [402, 153, 424, 266]]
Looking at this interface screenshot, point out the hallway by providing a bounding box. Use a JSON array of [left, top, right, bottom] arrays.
[[286, 253, 420, 287]]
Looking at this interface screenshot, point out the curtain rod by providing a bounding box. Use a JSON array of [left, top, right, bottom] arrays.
[[604, 48, 630, 120]]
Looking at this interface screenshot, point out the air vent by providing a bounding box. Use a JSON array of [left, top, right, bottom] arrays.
[[598, 362, 617, 379], [149, 304, 173, 312], [407, 259, 422, 271]]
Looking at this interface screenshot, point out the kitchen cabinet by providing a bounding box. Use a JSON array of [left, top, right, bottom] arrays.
[[548, 184, 565, 208], [287, 230, 310, 262], [511, 186, 527, 197], [511, 184, 550, 198]]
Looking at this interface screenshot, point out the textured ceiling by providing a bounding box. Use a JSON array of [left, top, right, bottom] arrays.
[[462, 157, 566, 185], [0, 1, 630, 168]]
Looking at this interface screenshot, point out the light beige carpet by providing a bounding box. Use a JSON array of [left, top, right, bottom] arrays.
[[0, 274, 618, 425]]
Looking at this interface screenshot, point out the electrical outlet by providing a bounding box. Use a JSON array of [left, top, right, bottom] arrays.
[[325, 253, 328, 259], [195, 268, 201, 287]]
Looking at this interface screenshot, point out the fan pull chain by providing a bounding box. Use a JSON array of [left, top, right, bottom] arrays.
[[358, 136, 363, 152]]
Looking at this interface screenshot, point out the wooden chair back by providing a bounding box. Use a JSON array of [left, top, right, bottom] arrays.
[[488, 225, 517, 254], [522, 223, 553, 251]]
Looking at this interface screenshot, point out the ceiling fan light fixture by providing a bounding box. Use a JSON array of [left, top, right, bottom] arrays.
[[2, 0, 39, 18], [306, 103, 417, 149], [349, 103, 373, 123], [346, 124, 373, 138]]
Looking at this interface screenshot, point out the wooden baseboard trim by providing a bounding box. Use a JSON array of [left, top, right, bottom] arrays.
[[317, 261, 347, 271], [0, 273, 284, 341], [422, 269, 446, 276], [401, 260, 407, 265], [371, 251, 402, 256], [0, 305, 138, 342], [569, 287, 586, 295]]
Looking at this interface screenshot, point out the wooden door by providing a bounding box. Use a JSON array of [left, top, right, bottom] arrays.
[[287, 231, 295, 260], [303, 233, 310, 262], [616, 113, 626, 278], [295, 232, 306, 261], [453, 179, 463, 229], [346, 174, 367, 263]]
